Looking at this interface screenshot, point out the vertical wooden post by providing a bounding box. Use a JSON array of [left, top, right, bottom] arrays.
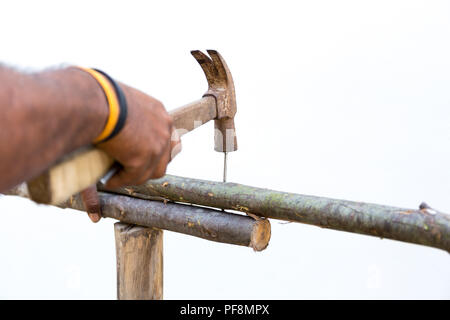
[[114, 222, 163, 300]]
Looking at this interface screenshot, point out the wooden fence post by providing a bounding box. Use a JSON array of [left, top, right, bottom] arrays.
[[114, 222, 163, 300]]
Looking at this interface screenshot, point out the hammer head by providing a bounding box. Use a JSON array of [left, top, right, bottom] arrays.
[[191, 50, 237, 153]]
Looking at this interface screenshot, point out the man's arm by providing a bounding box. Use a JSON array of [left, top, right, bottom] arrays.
[[0, 66, 108, 192], [0, 65, 177, 199]]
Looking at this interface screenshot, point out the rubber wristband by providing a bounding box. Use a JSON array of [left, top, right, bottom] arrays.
[[77, 67, 127, 144], [93, 69, 128, 142]]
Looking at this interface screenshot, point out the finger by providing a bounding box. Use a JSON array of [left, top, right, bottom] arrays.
[[105, 166, 143, 189], [152, 138, 172, 179], [105, 140, 168, 188], [106, 168, 136, 189], [144, 127, 172, 179], [81, 185, 101, 223]]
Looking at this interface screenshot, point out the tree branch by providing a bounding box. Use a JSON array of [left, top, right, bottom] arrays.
[[100, 175, 450, 252], [4, 187, 271, 251]]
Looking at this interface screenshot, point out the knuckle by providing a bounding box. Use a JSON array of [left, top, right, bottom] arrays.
[[154, 99, 165, 111], [152, 140, 167, 157], [160, 130, 171, 142], [154, 101, 171, 122], [126, 157, 147, 171], [162, 110, 171, 120]]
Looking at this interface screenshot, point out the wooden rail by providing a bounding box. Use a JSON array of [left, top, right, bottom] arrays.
[[101, 174, 450, 253], [5, 172, 450, 299]]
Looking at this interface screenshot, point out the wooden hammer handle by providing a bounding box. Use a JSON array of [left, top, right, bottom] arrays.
[[27, 96, 217, 205]]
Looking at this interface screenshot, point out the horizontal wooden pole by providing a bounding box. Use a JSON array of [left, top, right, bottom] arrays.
[[5, 186, 270, 251], [100, 175, 450, 252]]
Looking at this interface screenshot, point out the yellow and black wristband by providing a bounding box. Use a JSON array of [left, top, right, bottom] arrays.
[[78, 67, 128, 144]]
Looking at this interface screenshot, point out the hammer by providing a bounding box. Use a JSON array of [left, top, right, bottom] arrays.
[[27, 50, 238, 205]]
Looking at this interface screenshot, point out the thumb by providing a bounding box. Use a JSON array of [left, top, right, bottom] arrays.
[[81, 185, 101, 223]]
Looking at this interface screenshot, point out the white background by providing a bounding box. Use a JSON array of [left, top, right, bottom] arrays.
[[0, 0, 449, 299]]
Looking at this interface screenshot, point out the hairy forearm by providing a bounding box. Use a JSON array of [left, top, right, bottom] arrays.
[[0, 66, 108, 192]]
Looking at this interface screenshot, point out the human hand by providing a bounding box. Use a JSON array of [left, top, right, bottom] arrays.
[[82, 83, 181, 222]]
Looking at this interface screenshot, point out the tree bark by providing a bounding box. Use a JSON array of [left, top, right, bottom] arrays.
[[4, 186, 270, 251], [114, 223, 163, 300], [100, 175, 450, 252]]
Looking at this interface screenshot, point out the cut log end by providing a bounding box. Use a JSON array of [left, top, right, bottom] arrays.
[[250, 218, 271, 251]]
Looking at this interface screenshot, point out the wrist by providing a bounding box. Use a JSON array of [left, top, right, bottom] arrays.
[[66, 66, 110, 144], [94, 69, 128, 144], [76, 68, 128, 144]]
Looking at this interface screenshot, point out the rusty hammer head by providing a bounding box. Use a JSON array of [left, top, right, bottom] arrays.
[[191, 50, 237, 153]]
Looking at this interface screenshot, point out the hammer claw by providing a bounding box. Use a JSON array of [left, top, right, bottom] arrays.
[[206, 50, 227, 82], [190, 50, 211, 64], [191, 50, 217, 85]]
